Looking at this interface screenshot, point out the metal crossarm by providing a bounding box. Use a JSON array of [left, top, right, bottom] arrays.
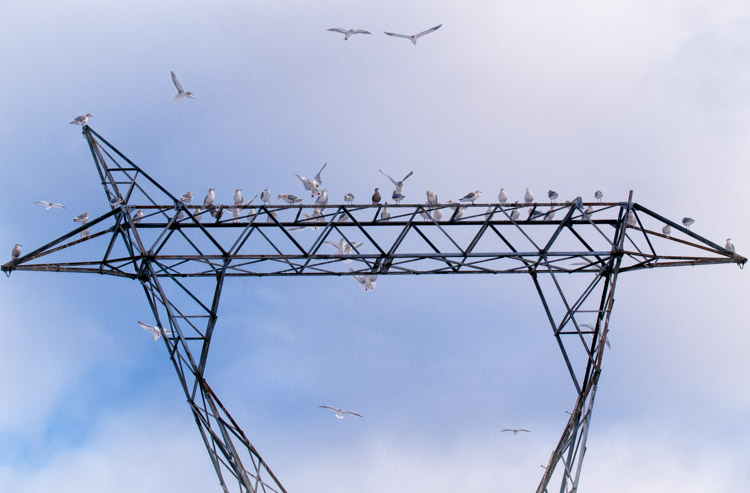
[[2, 127, 744, 493]]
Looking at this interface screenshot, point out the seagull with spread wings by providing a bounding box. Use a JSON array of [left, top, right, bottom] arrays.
[[379, 169, 414, 194], [35, 201, 66, 210], [327, 28, 371, 40], [319, 405, 363, 419], [384, 24, 442, 45], [170, 70, 195, 101], [501, 428, 531, 435]]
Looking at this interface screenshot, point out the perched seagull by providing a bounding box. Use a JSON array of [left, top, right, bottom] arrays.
[[392, 191, 405, 204], [446, 200, 465, 220], [459, 190, 482, 204], [204, 188, 216, 208], [501, 428, 531, 435], [498, 188, 508, 204], [544, 208, 556, 221], [682, 217, 695, 229], [319, 405, 363, 419], [524, 188, 534, 204], [316, 189, 329, 206], [547, 190, 559, 203], [582, 205, 594, 220], [133, 210, 144, 224], [662, 224, 672, 238], [426, 190, 438, 205], [233, 189, 243, 206], [327, 28, 371, 40], [194, 206, 202, 222], [433, 207, 443, 221], [80, 228, 90, 239], [372, 188, 382, 205], [34, 201, 66, 210], [70, 114, 92, 125], [344, 193, 355, 204], [350, 268, 377, 291], [324, 238, 363, 261], [180, 191, 193, 204], [294, 163, 327, 197], [260, 188, 271, 205], [379, 169, 414, 194], [73, 212, 89, 224], [12, 243, 21, 259], [170, 70, 195, 101], [384, 24, 442, 45], [380, 202, 391, 221], [594, 190, 603, 203], [137, 321, 174, 342], [509, 209, 520, 221], [278, 194, 303, 204], [627, 210, 637, 227], [725, 238, 735, 253]]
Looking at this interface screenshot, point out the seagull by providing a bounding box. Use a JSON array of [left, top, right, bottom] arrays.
[[509, 209, 520, 221], [294, 163, 327, 197], [137, 320, 174, 342], [380, 202, 391, 221], [662, 224, 672, 238], [582, 205, 594, 220], [350, 268, 377, 291], [627, 210, 637, 227], [194, 206, 202, 222], [500, 429, 531, 435], [595, 190, 603, 203], [426, 190, 438, 205], [170, 70, 195, 101], [80, 228, 90, 239], [316, 189, 329, 206], [180, 191, 193, 204], [433, 207, 443, 221], [544, 208, 556, 221], [233, 189, 243, 206], [34, 201, 66, 210], [278, 194, 303, 204], [319, 405, 363, 419], [682, 217, 695, 229], [327, 28, 371, 40], [204, 188, 216, 208], [344, 193, 355, 204], [372, 188, 382, 205], [725, 238, 735, 253], [70, 114, 92, 125], [580, 323, 611, 349], [498, 188, 508, 204], [324, 238, 363, 261], [261, 188, 271, 205], [379, 169, 414, 194], [392, 191, 405, 204], [446, 200, 465, 220], [384, 24, 442, 45], [133, 210, 144, 224], [459, 190, 482, 204], [12, 243, 21, 259], [547, 190, 558, 203], [73, 212, 89, 224], [524, 188, 534, 204]]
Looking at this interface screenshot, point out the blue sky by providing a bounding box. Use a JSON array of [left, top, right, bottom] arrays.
[[1, 1, 749, 491]]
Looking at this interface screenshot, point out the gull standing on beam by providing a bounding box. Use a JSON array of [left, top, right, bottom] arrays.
[[261, 188, 271, 205], [682, 217, 695, 229], [133, 210, 144, 224], [319, 405, 363, 419], [180, 191, 193, 204], [73, 212, 89, 224], [459, 190, 482, 204], [204, 188, 216, 208], [327, 28, 371, 40], [35, 201, 66, 210], [725, 239, 735, 253], [372, 188, 381, 205], [12, 243, 21, 259], [509, 209, 520, 221], [547, 190, 558, 203], [662, 224, 672, 238], [170, 70, 195, 101], [294, 162, 327, 197], [391, 191, 405, 204], [595, 190, 603, 203], [316, 189, 329, 206], [379, 169, 414, 195], [384, 24, 442, 45], [498, 188, 508, 204], [70, 114, 92, 125], [278, 194, 303, 204], [233, 189, 243, 206], [426, 190, 438, 205], [344, 193, 355, 204], [380, 202, 391, 221], [524, 188, 534, 204]]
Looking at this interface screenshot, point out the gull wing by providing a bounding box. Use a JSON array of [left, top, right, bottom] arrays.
[[416, 24, 442, 39], [314, 162, 327, 185], [342, 410, 363, 417], [401, 171, 414, 182], [352, 29, 371, 35], [294, 173, 311, 190], [383, 31, 410, 40], [379, 169, 399, 186], [319, 405, 340, 412], [327, 28, 348, 34], [170, 70, 185, 93]]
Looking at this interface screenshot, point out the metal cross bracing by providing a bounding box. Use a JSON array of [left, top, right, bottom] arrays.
[[2, 126, 744, 493]]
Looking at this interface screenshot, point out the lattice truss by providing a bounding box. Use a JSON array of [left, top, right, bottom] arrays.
[[3, 127, 744, 493]]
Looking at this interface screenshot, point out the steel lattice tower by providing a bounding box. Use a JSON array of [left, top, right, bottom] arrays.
[[3, 127, 744, 493]]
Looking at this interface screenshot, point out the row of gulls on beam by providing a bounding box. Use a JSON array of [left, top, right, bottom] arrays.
[[327, 24, 442, 45]]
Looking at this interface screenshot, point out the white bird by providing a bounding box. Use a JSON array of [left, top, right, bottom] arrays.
[[372, 188, 382, 205], [433, 207, 443, 221], [204, 188, 216, 208], [266, 210, 278, 223], [350, 268, 377, 291], [509, 209, 520, 221], [194, 206, 202, 222], [580, 323, 611, 349], [35, 201, 66, 210], [319, 405, 363, 419], [12, 243, 21, 259], [379, 169, 414, 194], [133, 210, 144, 224], [380, 202, 391, 221], [595, 190, 603, 203], [316, 189, 329, 206], [294, 163, 327, 197], [582, 205, 594, 220], [261, 188, 271, 205], [384, 24, 442, 45], [544, 208, 556, 221], [170, 70, 195, 101], [344, 193, 355, 204], [180, 191, 193, 204], [725, 238, 735, 253], [447, 200, 465, 220], [426, 190, 438, 205], [459, 190, 482, 204], [547, 190, 558, 203], [501, 429, 531, 435], [392, 191, 405, 204], [70, 114, 92, 125], [524, 188, 534, 204], [662, 224, 672, 238], [627, 210, 637, 227], [80, 228, 90, 239], [73, 212, 89, 224], [233, 189, 243, 206], [137, 320, 174, 342], [498, 188, 508, 204], [682, 217, 695, 229], [324, 238, 363, 261], [278, 194, 303, 204], [327, 28, 371, 40]]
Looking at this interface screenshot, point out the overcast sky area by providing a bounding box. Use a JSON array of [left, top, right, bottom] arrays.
[[1, 0, 749, 492]]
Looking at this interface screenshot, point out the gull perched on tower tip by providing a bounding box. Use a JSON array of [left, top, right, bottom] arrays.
[[35, 201, 66, 210], [384, 24, 442, 45], [725, 238, 735, 253], [319, 405, 363, 419], [459, 190, 482, 204], [170, 70, 195, 101], [327, 28, 371, 40], [12, 243, 21, 259], [682, 217, 695, 229], [70, 114, 92, 125]]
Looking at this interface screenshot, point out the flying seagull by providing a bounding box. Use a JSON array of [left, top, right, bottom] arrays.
[[12, 243, 21, 259], [350, 268, 377, 291], [294, 162, 327, 197], [70, 114, 92, 125], [580, 323, 611, 349], [682, 217, 695, 229], [137, 320, 174, 342], [327, 28, 371, 40], [35, 201, 66, 210], [384, 24, 442, 45], [379, 169, 414, 194], [325, 238, 363, 261], [459, 190, 482, 204], [501, 428, 531, 435], [319, 405, 363, 419], [170, 70, 195, 101]]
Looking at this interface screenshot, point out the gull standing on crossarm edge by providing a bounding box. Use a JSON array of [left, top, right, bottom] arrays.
[[547, 190, 558, 203], [384, 24, 442, 45], [725, 238, 735, 253], [35, 201, 66, 210], [204, 188, 216, 208], [316, 189, 329, 206], [180, 191, 193, 204], [344, 193, 355, 205], [380, 202, 391, 221], [426, 190, 438, 205], [319, 405, 363, 419], [170, 70, 195, 101], [70, 114, 92, 125], [459, 190, 482, 204], [327, 28, 371, 40], [12, 244, 21, 260], [662, 224, 672, 238], [278, 194, 303, 204], [372, 188, 381, 205], [261, 188, 271, 205], [682, 217, 695, 229]]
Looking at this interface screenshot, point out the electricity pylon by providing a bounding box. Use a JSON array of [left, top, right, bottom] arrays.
[[3, 127, 744, 493]]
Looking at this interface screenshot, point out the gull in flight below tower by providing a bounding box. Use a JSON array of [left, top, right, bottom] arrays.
[[384, 24, 442, 45], [35, 201, 65, 210], [170, 70, 195, 101], [501, 428, 531, 435], [327, 28, 371, 40], [319, 405, 363, 419]]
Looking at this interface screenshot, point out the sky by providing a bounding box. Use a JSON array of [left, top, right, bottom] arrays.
[[1, 0, 749, 492]]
